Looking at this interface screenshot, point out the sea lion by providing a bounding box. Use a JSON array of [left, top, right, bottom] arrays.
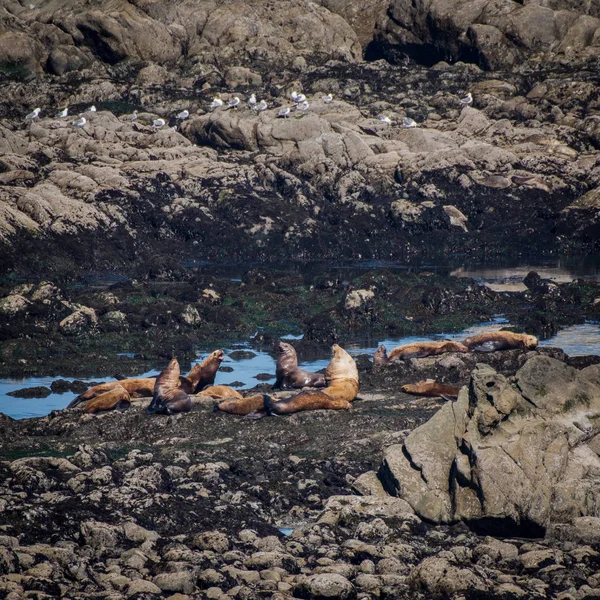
[[196, 385, 243, 400], [463, 331, 538, 352], [401, 380, 462, 398], [68, 349, 224, 408], [373, 341, 468, 365], [146, 358, 192, 414], [185, 349, 225, 393], [264, 344, 358, 416], [85, 385, 132, 414], [215, 394, 267, 416], [274, 341, 326, 389]]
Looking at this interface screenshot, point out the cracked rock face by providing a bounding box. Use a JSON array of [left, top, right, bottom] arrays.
[[377, 355, 600, 534]]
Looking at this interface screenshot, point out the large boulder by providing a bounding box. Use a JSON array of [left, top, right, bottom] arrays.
[[375, 0, 600, 69], [1, 0, 362, 74], [376, 355, 600, 536]]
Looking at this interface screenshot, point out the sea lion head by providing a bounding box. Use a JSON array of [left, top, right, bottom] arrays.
[[276, 341, 298, 370], [373, 345, 388, 365], [326, 344, 358, 384], [159, 358, 181, 389], [201, 349, 224, 367], [523, 334, 539, 349], [278, 341, 297, 357]]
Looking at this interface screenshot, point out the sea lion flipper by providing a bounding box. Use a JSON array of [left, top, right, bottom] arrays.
[[244, 409, 268, 420], [263, 394, 283, 416], [67, 395, 84, 409], [440, 394, 457, 402]]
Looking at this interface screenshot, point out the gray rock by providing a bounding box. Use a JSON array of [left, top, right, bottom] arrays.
[[410, 557, 488, 596], [153, 571, 195, 594], [127, 579, 162, 596], [372, 355, 600, 531], [295, 573, 355, 599]]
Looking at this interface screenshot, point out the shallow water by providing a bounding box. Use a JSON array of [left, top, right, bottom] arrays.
[[184, 255, 600, 281], [1, 318, 599, 420]]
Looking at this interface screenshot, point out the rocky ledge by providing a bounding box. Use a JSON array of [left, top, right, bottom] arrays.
[[1, 266, 599, 379], [2, 1, 600, 277], [2, 348, 600, 598]]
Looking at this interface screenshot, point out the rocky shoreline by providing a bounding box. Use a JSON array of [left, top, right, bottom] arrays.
[[2, 0, 600, 597], [1, 267, 599, 380], [2, 2, 600, 277], [2, 347, 600, 599]]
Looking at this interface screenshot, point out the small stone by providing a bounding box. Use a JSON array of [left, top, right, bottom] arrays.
[[295, 573, 355, 599], [153, 572, 195, 594], [127, 579, 162, 596]]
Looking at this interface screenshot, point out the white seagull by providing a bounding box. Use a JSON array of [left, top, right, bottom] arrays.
[[296, 101, 309, 113], [291, 91, 300, 102], [402, 117, 418, 128], [227, 97, 240, 109], [152, 118, 166, 128], [123, 110, 138, 122], [323, 94, 333, 104], [25, 107, 41, 121], [87, 105, 97, 112], [55, 107, 68, 118], [248, 94, 257, 107], [71, 116, 86, 128], [254, 99, 268, 112], [277, 107, 291, 119], [210, 98, 223, 110], [293, 93, 306, 104], [176, 109, 189, 120], [378, 115, 392, 125], [460, 92, 473, 105]]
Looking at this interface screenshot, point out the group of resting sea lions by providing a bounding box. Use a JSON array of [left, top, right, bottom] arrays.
[[68, 331, 538, 417]]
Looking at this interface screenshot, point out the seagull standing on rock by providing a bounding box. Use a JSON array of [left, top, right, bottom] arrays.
[[210, 98, 223, 111], [254, 99, 268, 112], [87, 105, 97, 113], [227, 97, 240, 110], [323, 94, 333, 104], [71, 116, 86, 128], [296, 101, 309, 113], [176, 109, 189, 120], [293, 93, 306, 104], [123, 110, 138, 122], [378, 115, 392, 125], [25, 107, 41, 121], [402, 117, 418, 128], [55, 107, 68, 118], [460, 92, 473, 106], [248, 94, 257, 108], [277, 106, 291, 119], [152, 118, 166, 129]]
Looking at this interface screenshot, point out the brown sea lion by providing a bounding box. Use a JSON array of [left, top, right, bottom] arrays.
[[264, 344, 358, 416], [374, 341, 468, 365], [274, 341, 326, 389], [85, 385, 132, 414], [196, 385, 243, 400], [463, 331, 538, 352], [402, 380, 462, 398], [215, 394, 267, 416], [185, 350, 225, 393], [146, 358, 192, 414], [68, 349, 224, 408]]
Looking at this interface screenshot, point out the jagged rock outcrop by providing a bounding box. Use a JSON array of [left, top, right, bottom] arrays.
[[377, 355, 600, 535], [376, 0, 600, 69], [0, 0, 361, 77]]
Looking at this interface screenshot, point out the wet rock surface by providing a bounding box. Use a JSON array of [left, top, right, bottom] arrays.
[[1, 1, 600, 276], [1, 268, 599, 379], [2, 349, 600, 599]]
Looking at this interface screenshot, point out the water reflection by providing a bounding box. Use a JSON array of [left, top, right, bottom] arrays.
[[1, 318, 598, 421]]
